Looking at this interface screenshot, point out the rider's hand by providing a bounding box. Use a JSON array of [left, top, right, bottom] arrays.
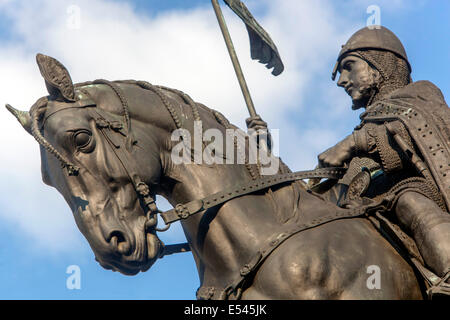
[[246, 115, 268, 131], [318, 135, 355, 168], [246, 115, 272, 151]]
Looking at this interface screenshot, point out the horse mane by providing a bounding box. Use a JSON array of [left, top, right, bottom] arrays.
[[75, 79, 235, 133], [103, 80, 272, 181], [31, 78, 246, 177], [32, 78, 295, 186], [33, 78, 296, 225]]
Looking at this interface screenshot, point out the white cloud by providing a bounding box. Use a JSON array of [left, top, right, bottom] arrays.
[[0, 0, 370, 254]]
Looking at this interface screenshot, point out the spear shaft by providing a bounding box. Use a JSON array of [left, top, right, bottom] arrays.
[[211, 0, 257, 118]]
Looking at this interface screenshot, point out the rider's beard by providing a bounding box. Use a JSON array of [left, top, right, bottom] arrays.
[[351, 83, 378, 111]]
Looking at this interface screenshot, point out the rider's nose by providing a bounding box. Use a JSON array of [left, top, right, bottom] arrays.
[[107, 230, 132, 256], [337, 72, 348, 88]]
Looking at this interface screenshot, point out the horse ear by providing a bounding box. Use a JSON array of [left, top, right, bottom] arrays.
[[5, 104, 32, 135], [36, 53, 76, 102]]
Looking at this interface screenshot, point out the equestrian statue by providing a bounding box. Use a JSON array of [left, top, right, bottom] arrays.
[[6, 0, 450, 300]]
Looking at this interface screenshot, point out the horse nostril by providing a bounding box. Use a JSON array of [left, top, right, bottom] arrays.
[[108, 231, 131, 256]]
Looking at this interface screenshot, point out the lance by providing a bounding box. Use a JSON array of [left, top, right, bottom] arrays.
[[211, 0, 284, 119]]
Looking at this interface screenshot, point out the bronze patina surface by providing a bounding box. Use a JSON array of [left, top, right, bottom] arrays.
[[8, 52, 432, 300], [247, 26, 450, 299], [317, 26, 450, 298], [5, 3, 449, 300]]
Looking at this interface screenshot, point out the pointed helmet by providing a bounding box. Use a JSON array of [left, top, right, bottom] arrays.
[[331, 26, 411, 80]]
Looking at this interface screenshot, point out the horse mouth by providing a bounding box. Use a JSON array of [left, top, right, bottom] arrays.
[[97, 226, 162, 275], [108, 231, 133, 256]]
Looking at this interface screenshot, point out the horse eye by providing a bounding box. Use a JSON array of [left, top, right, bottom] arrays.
[[73, 130, 92, 150]]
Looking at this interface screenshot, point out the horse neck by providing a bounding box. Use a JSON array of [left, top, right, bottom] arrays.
[[162, 144, 299, 287], [118, 83, 298, 283]]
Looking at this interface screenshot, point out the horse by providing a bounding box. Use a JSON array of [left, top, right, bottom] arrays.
[[7, 55, 425, 300]]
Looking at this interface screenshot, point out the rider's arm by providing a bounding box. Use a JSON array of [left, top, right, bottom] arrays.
[[317, 123, 379, 168], [352, 124, 377, 155], [353, 121, 410, 173]]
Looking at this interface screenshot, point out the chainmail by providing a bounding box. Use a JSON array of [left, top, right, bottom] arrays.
[[356, 50, 411, 104]]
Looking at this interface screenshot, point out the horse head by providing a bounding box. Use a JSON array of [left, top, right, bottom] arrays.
[[7, 54, 168, 275], [8, 53, 292, 292]]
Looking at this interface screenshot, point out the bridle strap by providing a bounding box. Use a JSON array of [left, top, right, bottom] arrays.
[[90, 108, 159, 217], [160, 167, 347, 225], [158, 167, 346, 257], [90, 105, 347, 257], [42, 97, 97, 129], [60, 84, 348, 258]]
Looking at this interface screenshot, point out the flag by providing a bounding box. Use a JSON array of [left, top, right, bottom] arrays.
[[223, 0, 284, 76]]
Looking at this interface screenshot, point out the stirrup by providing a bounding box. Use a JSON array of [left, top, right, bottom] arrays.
[[427, 269, 450, 299]]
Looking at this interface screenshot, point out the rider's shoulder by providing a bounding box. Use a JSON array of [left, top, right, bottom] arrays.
[[386, 81, 447, 106]]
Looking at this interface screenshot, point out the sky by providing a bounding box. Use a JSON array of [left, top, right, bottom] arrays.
[[0, 0, 448, 300]]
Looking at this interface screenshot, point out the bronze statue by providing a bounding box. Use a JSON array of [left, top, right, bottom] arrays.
[[8, 52, 436, 300], [324, 26, 450, 297], [249, 26, 450, 298], [4, 1, 448, 299]]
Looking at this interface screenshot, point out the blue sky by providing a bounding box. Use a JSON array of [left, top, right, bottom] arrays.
[[0, 0, 448, 300]]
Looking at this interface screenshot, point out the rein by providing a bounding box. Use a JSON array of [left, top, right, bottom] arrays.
[[94, 97, 348, 255], [160, 167, 346, 225], [40, 81, 349, 259], [88, 97, 348, 255], [41, 81, 391, 299], [158, 167, 346, 257], [94, 101, 348, 256]]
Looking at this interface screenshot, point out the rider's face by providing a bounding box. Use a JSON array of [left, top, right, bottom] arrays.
[[337, 54, 380, 110]]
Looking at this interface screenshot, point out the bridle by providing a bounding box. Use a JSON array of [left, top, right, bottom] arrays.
[[37, 81, 163, 234], [36, 80, 349, 259]]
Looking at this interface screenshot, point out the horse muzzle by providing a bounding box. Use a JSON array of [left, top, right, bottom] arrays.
[[88, 214, 162, 275]]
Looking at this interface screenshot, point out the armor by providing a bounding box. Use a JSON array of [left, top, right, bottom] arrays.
[[357, 80, 450, 211], [331, 26, 411, 81]]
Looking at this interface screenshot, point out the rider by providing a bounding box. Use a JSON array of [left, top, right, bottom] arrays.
[[247, 26, 450, 297]]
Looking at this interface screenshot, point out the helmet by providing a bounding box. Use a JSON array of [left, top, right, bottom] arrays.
[[331, 26, 411, 80]]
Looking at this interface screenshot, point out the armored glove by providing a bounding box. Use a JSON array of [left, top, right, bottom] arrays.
[[245, 114, 272, 151]]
